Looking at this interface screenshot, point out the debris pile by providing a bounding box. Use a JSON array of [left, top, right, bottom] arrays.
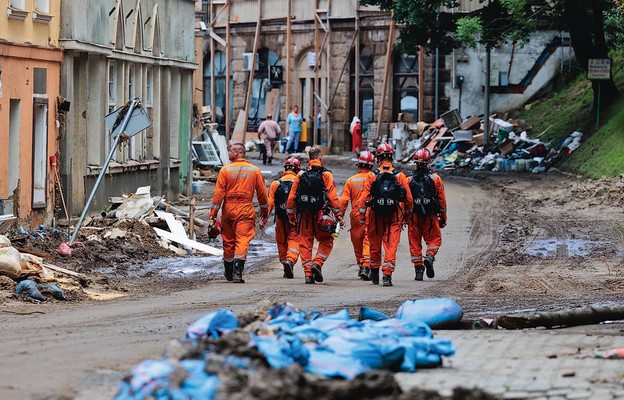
[[378, 109, 583, 174], [115, 299, 462, 400]]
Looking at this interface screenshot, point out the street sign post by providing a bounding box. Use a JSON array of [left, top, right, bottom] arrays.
[[69, 98, 151, 244], [588, 59, 611, 127]]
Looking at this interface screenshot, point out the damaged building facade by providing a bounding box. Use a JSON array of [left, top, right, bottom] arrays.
[[59, 0, 197, 219], [0, 0, 63, 227], [198, 0, 573, 152]]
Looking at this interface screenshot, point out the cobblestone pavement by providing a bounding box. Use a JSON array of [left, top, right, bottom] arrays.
[[396, 323, 624, 399]]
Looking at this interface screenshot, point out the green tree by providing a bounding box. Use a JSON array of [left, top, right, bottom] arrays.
[[360, 0, 620, 110]]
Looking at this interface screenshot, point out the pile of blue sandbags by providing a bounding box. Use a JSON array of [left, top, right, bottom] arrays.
[[115, 298, 462, 400]]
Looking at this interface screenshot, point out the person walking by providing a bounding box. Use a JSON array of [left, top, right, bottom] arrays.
[[316, 105, 323, 145], [263, 157, 301, 279], [350, 116, 362, 156], [357, 143, 413, 287], [286, 105, 303, 154], [406, 148, 447, 281], [257, 114, 281, 165], [339, 151, 375, 281], [209, 141, 269, 283], [286, 146, 343, 284]]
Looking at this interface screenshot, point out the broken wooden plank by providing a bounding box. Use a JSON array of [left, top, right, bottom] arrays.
[[41, 263, 87, 280], [153, 227, 223, 256], [154, 210, 188, 239], [496, 304, 624, 330]]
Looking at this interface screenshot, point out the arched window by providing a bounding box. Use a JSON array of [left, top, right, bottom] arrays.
[[350, 47, 374, 137], [204, 51, 232, 134], [249, 48, 282, 129], [393, 53, 419, 120]]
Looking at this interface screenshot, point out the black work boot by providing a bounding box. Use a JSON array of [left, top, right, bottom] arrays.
[[382, 274, 393, 287], [369, 268, 380, 285], [312, 264, 324, 283], [282, 260, 294, 279], [232, 260, 245, 283], [424, 254, 435, 279], [267, 157, 273, 165], [305, 275, 315, 284], [414, 265, 425, 281], [262, 153, 267, 165], [224, 261, 234, 282], [359, 267, 371, 281]]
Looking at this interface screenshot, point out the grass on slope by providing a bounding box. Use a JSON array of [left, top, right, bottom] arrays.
[[515, 51, 624, 178]]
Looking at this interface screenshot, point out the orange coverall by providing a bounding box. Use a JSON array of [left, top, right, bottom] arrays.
[[210, 157, 268, 263], [267, 170, 300, 266], [286, 159, 341, 277], [357, 160, 413, 276], [407, 172, 447, 266], [339, 169, 374, 270]]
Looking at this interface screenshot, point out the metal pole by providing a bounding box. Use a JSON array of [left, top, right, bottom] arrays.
[[596, 81, 601, 127], [484, 47, 491, 150], [69, 99, 139, 244]]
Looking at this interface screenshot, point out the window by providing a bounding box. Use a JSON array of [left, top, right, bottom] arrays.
[[33, 0, 52, 23], [8, 0, 28, 20], [350, 47, 375, 137], [128, 65, 135, 99], [32, 99, 48, 208], [35, 0, 49, 13], [33, 68, 47, 95], [108, 61, 117, 105], [204, 51, 232, 135], [393, 53, 419, 120], [146, 68, 153, 107]]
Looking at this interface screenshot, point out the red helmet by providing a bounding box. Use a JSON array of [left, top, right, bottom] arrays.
[[376, 143, 394, 158], [358, 151, 375, 167], [284, 157, 301, 171], [414, 148, 431, 166], [318, 212, 337, 233], [208, 219, 223, 239]]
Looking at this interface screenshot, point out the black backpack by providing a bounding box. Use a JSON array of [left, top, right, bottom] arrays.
[[274, 179, 294, 220], [409, 172, 440, 215], [368, 170, 406, 217], [295, 166, 327, 214]]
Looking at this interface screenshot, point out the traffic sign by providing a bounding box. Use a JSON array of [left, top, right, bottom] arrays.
[[105, 102, 152, 137], [588, 59, 611, 80]]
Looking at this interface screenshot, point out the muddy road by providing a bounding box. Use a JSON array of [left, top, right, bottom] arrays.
[[1, 169, 623, 399]]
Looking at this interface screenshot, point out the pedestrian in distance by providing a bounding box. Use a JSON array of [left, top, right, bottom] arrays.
[[357, 143, 413, 287], [406, 148, 447, 281], [339, 151, 375, 281], [286, 105, 303, 154], [209, 141, 269, 283], [286, 146, 343, 284], [257, 114, 281, 165], [263, 157, 302, 279], [316, 105, 323, 145], [350, 116, 363, 156]]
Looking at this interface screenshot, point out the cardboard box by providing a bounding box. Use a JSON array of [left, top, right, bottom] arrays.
[[319, 145, 330, 155], [473, 133, 484, 146], [498, 139, 515, 156]]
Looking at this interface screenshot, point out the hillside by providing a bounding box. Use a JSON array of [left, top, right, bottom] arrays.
[[514, 51, 624, 178]]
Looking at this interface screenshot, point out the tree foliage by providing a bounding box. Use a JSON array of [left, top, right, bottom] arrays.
[[360, 0, 620, 107]]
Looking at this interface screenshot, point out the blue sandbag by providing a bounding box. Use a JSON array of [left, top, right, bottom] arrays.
[[366, 318, 432, 338], [395, 298, 463, 328], [252, 334, 310, 368], [15, 280, 46, 301], [115, 360, 176, 400], [323, 334, 405, 370], [286, 325, 329, 342], [310, 309, 362, 331], [359, 306, 389, 321], [186, 310, 239, 340], [397, 337, 456, 372], [36, 282, 67, 300], [304, 348, 370, 379], [177, 359, 220, 400]]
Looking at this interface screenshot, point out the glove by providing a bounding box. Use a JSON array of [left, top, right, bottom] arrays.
[[208, 217, 216, 230], [439, 213, 447, 229]]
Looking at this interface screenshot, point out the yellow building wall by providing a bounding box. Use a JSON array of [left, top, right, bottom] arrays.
[[0, 0, 61, 46]]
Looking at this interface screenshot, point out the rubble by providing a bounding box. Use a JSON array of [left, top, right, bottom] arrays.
[[383, 109, 583, 174]]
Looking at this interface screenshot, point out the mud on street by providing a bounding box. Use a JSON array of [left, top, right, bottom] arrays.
[[1, 166, 623, 399]]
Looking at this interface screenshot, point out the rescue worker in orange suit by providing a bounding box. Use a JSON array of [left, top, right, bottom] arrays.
[[263, 157, 301, 279], [209, 142, 269, 283], [407, 148, 447, 281], [286, 146, 343, 284], [339, 151, 375, 281], [357, 143, 413, 287]]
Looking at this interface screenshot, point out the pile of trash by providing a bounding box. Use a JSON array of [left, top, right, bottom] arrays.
[[382, 109, 582, 174], [115, 299, 462, 400]]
